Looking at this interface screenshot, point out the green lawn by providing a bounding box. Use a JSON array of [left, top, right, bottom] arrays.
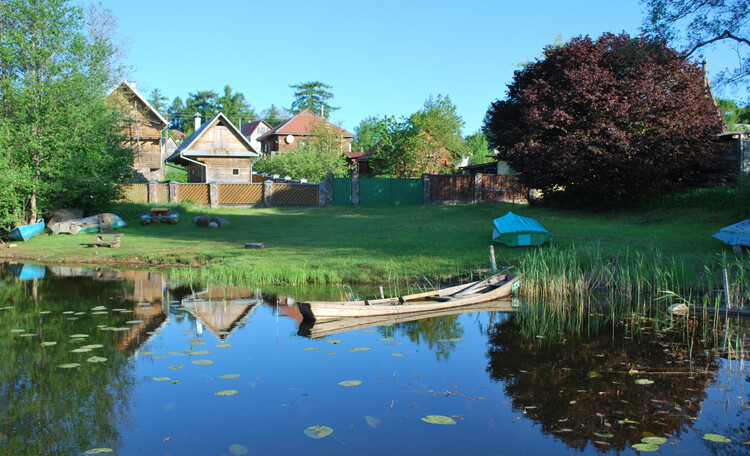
[[1, 200, 746, 294]]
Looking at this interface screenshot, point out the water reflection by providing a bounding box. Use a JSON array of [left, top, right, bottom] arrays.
[[486, 317, 719, 451]]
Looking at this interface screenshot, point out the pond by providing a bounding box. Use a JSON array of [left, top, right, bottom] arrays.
[[0, 263, 747, 455]]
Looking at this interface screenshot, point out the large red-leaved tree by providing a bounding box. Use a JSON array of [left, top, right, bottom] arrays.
[[483, 33, 730, 207]]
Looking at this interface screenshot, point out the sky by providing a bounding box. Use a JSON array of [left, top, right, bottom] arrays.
[[97, 0, 746, 135]]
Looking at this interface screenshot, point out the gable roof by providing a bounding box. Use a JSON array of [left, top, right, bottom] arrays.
[[258, 109, 354, 141], [165, 112, 260, 164], [240, 119, 272, 137], [109, 80, 169, 127]]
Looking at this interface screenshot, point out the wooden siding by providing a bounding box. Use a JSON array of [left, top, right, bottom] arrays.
[[202, 156, 251, 183], [480, 175, 517, 202], [430, 174, 473, 202], [218, 184, 263, 204], [177, 184, 210, 204]]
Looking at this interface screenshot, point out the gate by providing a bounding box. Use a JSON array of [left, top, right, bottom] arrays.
[[333, 177, 352, 206], [359, 177, 423, 206]]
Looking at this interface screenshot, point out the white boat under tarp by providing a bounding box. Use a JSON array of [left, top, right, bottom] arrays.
[[712, 219, 750, 248]]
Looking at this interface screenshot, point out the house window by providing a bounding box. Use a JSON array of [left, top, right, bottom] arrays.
[[233, 169, 239, 175]]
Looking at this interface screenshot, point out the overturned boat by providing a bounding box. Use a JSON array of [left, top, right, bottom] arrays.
[[492, 211, 554, 247]]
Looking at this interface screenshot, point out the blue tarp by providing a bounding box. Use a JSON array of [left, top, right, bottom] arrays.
[[492, 211, 554, 247], [712, 219, 750, 247]]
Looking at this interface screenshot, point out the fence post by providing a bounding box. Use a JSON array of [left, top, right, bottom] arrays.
[[208, 182, 218, 208], [168, 181, 178, 203], [422, 174, 430, 205], [325, 172, 334, 205], [351, 172, 359, 206], [263, 180, 273, 207], [474, 173, 483, 204], [318, 182, 326, 206], [147, 181, 157, 204]]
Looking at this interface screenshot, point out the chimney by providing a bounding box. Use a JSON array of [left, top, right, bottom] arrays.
[[194, 112, 201, 131]]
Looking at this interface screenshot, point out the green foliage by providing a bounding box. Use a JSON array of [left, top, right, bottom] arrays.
[[147, 88, 168, 113], [255, 124, 349, 182], [354, 115, 388, 152], [173, 86, 255, 135], [464, 130, 493, 165], [289, 81, 338, 119], [260, 104, 290, 127], [716, 98, 750, 130], [165, 165, 188, 183], [0, 0, 132, 229]]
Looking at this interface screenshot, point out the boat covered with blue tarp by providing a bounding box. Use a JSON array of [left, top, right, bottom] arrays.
[[712, 219, 750, 247], [492, 211, 554, 247], [9, 219, 45, 241]]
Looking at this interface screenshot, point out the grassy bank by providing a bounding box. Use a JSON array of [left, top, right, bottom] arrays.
[[0, 190, 748, 302]]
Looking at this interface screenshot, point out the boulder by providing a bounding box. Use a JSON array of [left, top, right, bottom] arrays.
[[213, 217, 230, 228], [208, 221, 219, 229], [194, 215, 211, 227]]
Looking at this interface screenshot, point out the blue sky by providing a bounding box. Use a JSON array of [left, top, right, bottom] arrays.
[[98, 0, 745, 135]]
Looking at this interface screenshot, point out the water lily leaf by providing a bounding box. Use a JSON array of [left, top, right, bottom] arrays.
[[62, 311, 74, 314], [153, 377, 171, 381], [110, 327, 129, 332], [326, 352, 338, 355], [216, 344, 231, 348], [642, 437, 667, 445], [40, 341, 57, 347], [378, 338, 395, 341], [70, 348, 92, 353], [87, 356, 107, 363], [192, 359, 213, 365], [74, 311, 86, 316], [392, 353, 405, 357], [304, 426, 333, 439], [10, 329, 25, 333], [303, 347, 319, 351], [126, 320, 144, 324], [229, 444, 248, 455], [220, 374, 240, 379], [632, 443, 660, 452], [91, 311, 108, 315], [188, 338, 205, 345], [171, 380, 178, 384], [167, 364, 184, 370], [147, 331, 163, 335], [69, 334, 89, 338], [349, 347, 371, 352], [91, 306, 107, 311], [83, 448, 114, 454], [327, 339, 342, 344], [703, 433, 731, 443], [617, 419, 639, 424], [57, 363, 81, 369], [338, 380, 362, 387], [421, 415, 456, 425], [39, 310, 51, 314], [141, 351, 155, 355], [634, 379, 654, 385], [214, 390, 239, 396], [154, 355, 166, 359], [81, 344, 104, 349], [190, 350, 211, 355], [19, 333, 36, 337], [593, 432, 613, 439], [167, 352, 178, 355], [449, 338, 467, 342], [587, 371, 603, 378], [365, 416, 381, 428]]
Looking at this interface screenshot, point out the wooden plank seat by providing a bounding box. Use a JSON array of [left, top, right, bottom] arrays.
[[91, 234, 121, 248]]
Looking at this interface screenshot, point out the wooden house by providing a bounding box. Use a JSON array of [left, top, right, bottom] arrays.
[[257, 109, 354, 156], [165, 112, 260, 183], [107, 81, 169, 182]]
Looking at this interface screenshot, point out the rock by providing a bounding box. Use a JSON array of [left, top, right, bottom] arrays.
[[194, 215, 211, 227], [208, 222, 219, 229], [213, 217, 230, 228]]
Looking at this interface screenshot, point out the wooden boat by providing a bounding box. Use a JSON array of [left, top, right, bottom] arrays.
[[298, 299, 520, 338], [9, 219, 45, 241], [51, 213, 126, 235], [297, 273, 521, 322]]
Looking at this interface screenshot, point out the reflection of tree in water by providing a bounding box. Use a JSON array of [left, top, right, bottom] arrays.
[[0, 265, 137, 455], [486, 315, 720, 452], [381, 315, 464, 361]]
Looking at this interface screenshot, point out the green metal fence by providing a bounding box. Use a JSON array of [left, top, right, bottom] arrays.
[[359, 177, 423, 206], [333, 177, 352, 206]]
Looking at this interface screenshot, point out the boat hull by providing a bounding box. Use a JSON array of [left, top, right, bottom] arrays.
[[9, 219, 45, 241], [298, 274, 520, 322]]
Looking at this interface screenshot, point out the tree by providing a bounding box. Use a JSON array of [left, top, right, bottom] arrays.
[[216, 84, 255, 126], [483, 33, 728, 208], [166, 96, 185, 131], [464, 131, 493, 165], [147, 88, 168, 114], [642, 0, 750, 90], [289, 81, 338, 118], [260, 104, 290, 127], [716, 98, 750, 129], [353, 115, 394, 152], [182, 90, 219, 135], [0, 0, 131, 228]]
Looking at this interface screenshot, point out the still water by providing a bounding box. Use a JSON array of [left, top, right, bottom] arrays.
[[0, 263, 747, 455]]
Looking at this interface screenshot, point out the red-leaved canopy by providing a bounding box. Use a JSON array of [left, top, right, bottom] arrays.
[[483, 32, 730, 208]]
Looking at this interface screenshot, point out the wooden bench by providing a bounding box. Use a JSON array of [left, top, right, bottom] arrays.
[[91, 234, 121, 248]]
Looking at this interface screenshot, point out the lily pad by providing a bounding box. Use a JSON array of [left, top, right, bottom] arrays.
[[83, 448, 114, 454], [91, 306, 107, 311], [421, 415, 456, 425], [220, 374, 241, 379], [126, 320, 144, 324], [167, 364, 184, 370], [70, 348, 92, 353], [392, 353, 405, 357], [338, 380, 362, 387], [154, 355, 166, 359], [57, 363, 81, 369], [378, 338, 395, 341], [634, 379, 654, 385], [304, 425, 333, 439], [617, 419, 639, 424], [216, 344, 231, 348], [192, 359, 213, 365], [593, 432, 613, 439], [152, 377, 171, 381], [109, 327, 130, 332], [190, 350, 211, 355], [303, 347, 319, 351], [703, 433, 731, 443], [91, 312, 109, 315], [642, 437, 667, 445], [69, 334, 89, 338], [214, 390, 239, 396], [631, 443, 660, 452], [11, 329, 25, 333], [140, 351, 155, 355], [81, 344, 104, 349], [349, 347, 371, 352], [229, 444, 248, 455], [587, 371, 603, 378], [87, 356, 107, 363], [327, 339, 341, 344], [40, 341, 57, 347], [19, 334, 36, 337]]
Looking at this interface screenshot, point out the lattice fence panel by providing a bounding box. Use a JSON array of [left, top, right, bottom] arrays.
[[272, 184, 318, 206], [177, 184, 210, 204], [218, 184, 263, 204], [119, 184, 148, 203]]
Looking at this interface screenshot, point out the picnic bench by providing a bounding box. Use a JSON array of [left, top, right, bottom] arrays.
[[91, 234, 121, 248]]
